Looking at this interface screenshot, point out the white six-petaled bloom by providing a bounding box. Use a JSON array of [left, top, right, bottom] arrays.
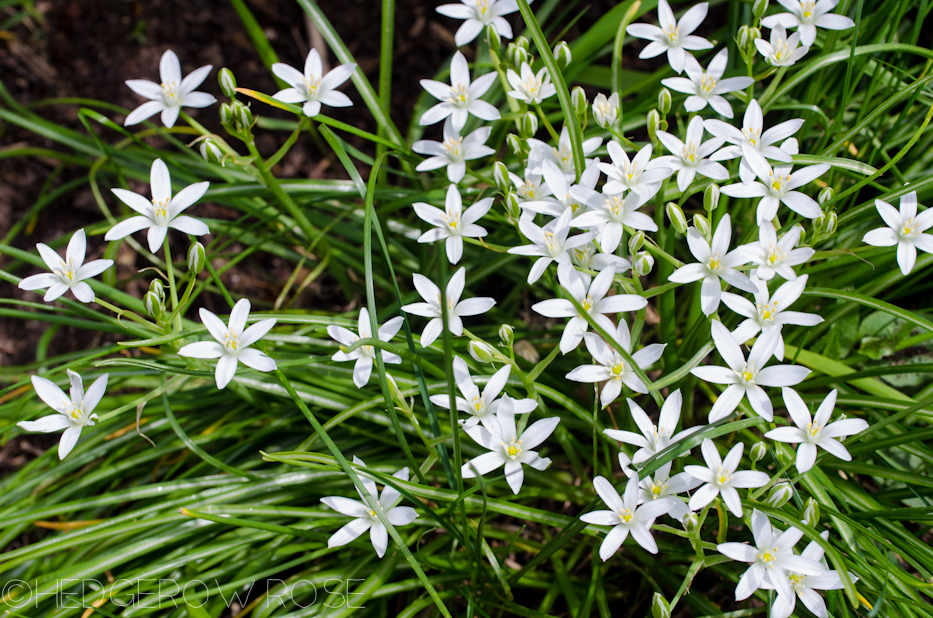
[[566, 320, 666, 404], [626, 0, 713, 74], [420, 51, 500, 130], [668, 214, 758, 316], [526, 126, 602, 178], [592, 92, 620, 128], [721, 145, 828, 224], [506, 62, 556, 105], [599, 142, 671, 198], [413, 184, 493, 264], [272, 48, 356, 118], [761, 531, 855, 618], [661, 49, 754, 118], [717, 509, 824, 601], [691, 321, 810, 421], [401, 267, 496, 347], [178, 299, 277, 389], [461, 396, 559, 494], [18, 229, 112, 303], [706, 99, 804, 184], [430, 356, 536, 429], [762, 0, 855, 46], [327, 308, 403, 389], [436, 0, 524, 47], [756, 24, 809, 67], [604, 390, 701, 463], [765, 388, 868, 472], [532, 264, 648, 354], [686, 439, 769, 516], [655, 115, 729, 191], [413, 118, 495, 183], [743, 222, 814, 281], [18, 370, 108, 460], [723, 273, 823, 359], [509, 209, 595, 284], [637, 462, 702, 522], [582, 474, 675, 559], [321, 457, 418, 558], [106, 159, 210, 253], [862, 191, 933, 275], [571, 189, 658, 253], [522, 160, 600, 219], [124, 50, 216, 128]]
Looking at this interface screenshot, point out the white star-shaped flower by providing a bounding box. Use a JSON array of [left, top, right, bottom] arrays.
[[765, 388, 868, 472], [420, 51, 500, 130], [436, 0, 525, 47], [706, 99, 804, 184], [508, 209, 595, 284], [506, 62, 556, 105], [570, 189, 658, 253], [566, 320, 666, 403], [755, 24, 809, 67], [124, 50, 215, 128], [722, 273, 823, 359], [106, 159, 210, 253], [18, 229, 112, 303], [461, 396, 559, 494], [413, 118, 495, 184], [321, 457, 418, 558], [532, 263, 648, 354], [18, 370, 108, 459], [581, 474, 676, 559], [430, 356, 536, 429], [743, 221, 814, 281], [762, 0, 855, 46], [685, 440, 769, 516], [636, 462, 702, 522], [570, 242, 633, 274], [626, 0, 713, 74], [413, 184, 493, 264], [668, 214, 758, 316], [661, 49, 754, 118], [522, 160, 600, 219], [178, 299, 277, 389], [655, 115, 729, 191], [272, 49, 356, 118], [862, 191, 933, 275], [603, 390, 701, 462], [592, 92, 620, 128], [401, 267, 496, 347], [717, 509, 824, 600], [327, 308, 403, 388], [691, 321, 810, 422], [509, 170, 557, 219], [526, 126, 602, 178], [598, 142, 672, 198], [721, 145, 828, 224]]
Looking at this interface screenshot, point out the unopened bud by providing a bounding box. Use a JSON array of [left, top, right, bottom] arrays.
[[200, 138, 223, 165], [486, 24, 501, 55], [553, 41, 572, 69], [218, 68, 237, 98], [633, 251, 654, 276], [824, 210, 838, 236], [521, 111, 539, 138], [802, 498, 820, 526], [666, 202, 688, 234], [507, 133, 522, 156], [658, 88, 672, 115], [682, 512, 699, 534], [694, 213, 711, 237], [232, 102, 253, 132], [750, 441, 767, 462], [515, 35, 530, 51], [593, 93, 619, 129], [507, 43, 529, 68], [505, 192, 521, 220], [144, 290, 163, 320], [628, 231, 645, 255], [704, 184, 720, 212], [811, 214, 824, 238], [571, 86, 587, 119], [469, 340, 496, 363], [766, 482, 794, 509], [385, 373, 411, 415], [219, 102, 235, 128], [187, 242, 206, 274], [493, 162, 510, 193], [647, 109, 661, 143], [818, 187, 834, 204], [651, 593, 671, 618], [736, 25, 751, 50], [149, 279, 165, 301], [499, 324, 514, 345], [753, 0, 769, 18]]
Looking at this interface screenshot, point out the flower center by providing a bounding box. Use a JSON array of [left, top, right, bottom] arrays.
[[650, 481, 668, 497], [682, 142, 700, 165], [742, 127, 761, 148], [223, 329, 239, 353], [757, 301, 778, 321], [789, 572, 806, 590], [770, 172, 791, 195], [595, 101, 616, 122], [610, 358, 626, 379], [301, 75, 322, 99], [472, 396, 485, 414], [700, 73, 717, 94], [664, 24, 680, 44], [447, 83, 470, 107], [475, 0, 492, 20], [805, 421, 822, 439], [715, 466, 734, 486], [901, 216, 918, 238], [543, 230, 560, 254], [442, 136, 464, 160], [151, 197, 171, 225], [607, 194, 625, 217], [443, 208, 461, 232], [706, 253, 722, 272], [503, 439, 523, 459], [758, 549, 778, 566], [161, 80, 179, 104], [581, 296, 593, 313], [772, 38, 792, 62], [618, 508, 634, 523], [737, 362, 757, 384], [518, 181, 536, 200], [800, 0, 816, 19], [54, 258, 78, 284]]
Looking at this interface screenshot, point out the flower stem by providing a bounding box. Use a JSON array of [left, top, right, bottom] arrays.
[[534, 103, 561, 143], [163, 237, 182, 332]]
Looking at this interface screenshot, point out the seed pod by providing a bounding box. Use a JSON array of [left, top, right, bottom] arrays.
[[694, 213, 711, 237], [704, 184, 721, 212], [750, 441, 767, 462], [634, 251, 654, 276], [553, 41, 572, 69], [658, 88, 672, 115], [521, 111, 539, 138], [469, 340, 497, 363], [493, 162, 510, 193], [651, 593, 671, 618], [571, 86, 587, 119], [199, 138, 223, 165], [187, 242, 206, 274], [666, 202, 688, 234], [218, 68, 237, 99], [628, 231, 645, 255], [766, 482, 794, 508], [499, 324, 514, 345]]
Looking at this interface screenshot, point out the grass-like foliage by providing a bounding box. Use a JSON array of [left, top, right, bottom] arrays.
[[1, 0, 933, 616]]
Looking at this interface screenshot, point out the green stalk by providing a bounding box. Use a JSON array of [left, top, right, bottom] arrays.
[[162, 237, 182, 333]]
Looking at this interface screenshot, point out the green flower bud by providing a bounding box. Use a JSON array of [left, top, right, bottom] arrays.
[[218, 68, 237, 99], [507, 133, 522, 156], [666, 202, 688, 234], [802, 498, 820, 526], [647, 109, 661, 144], [493, 161, 510, 193], [232, 101, 253, 132], [219, 102, 235, 129], [628, 230, 645, 255], [651, 593, 671, 618], [521, 111, 539, 138], [200, 138, 223, 165], [553, 41, 572, 69], [499, 324, 514, 345], [753, 0, 769, 18], [592, 93, 619, 129], [144, 290, 163, 320], [694, 213, 711, 237], [704, 184, 721, 212], [469, 340, 497, 363], [682, 512, 699, 534], [766, 482, 794, 509], [486, 24, 501, 55], [149, 279, 165, 301], [515, 35, 530, 51], [750, 441, 767, 462], [634, 251, 654, 276], [571, 86, 587, 119], [811, 213, 824, 239], [187, 242, 206, 274], [505, 192, 522, 221], [385, 373, 412, 415], [818, 186, 834, 205], [824, 210, 838, 236], [736, 25, 751, 60], [658, 88, 672, 115]]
